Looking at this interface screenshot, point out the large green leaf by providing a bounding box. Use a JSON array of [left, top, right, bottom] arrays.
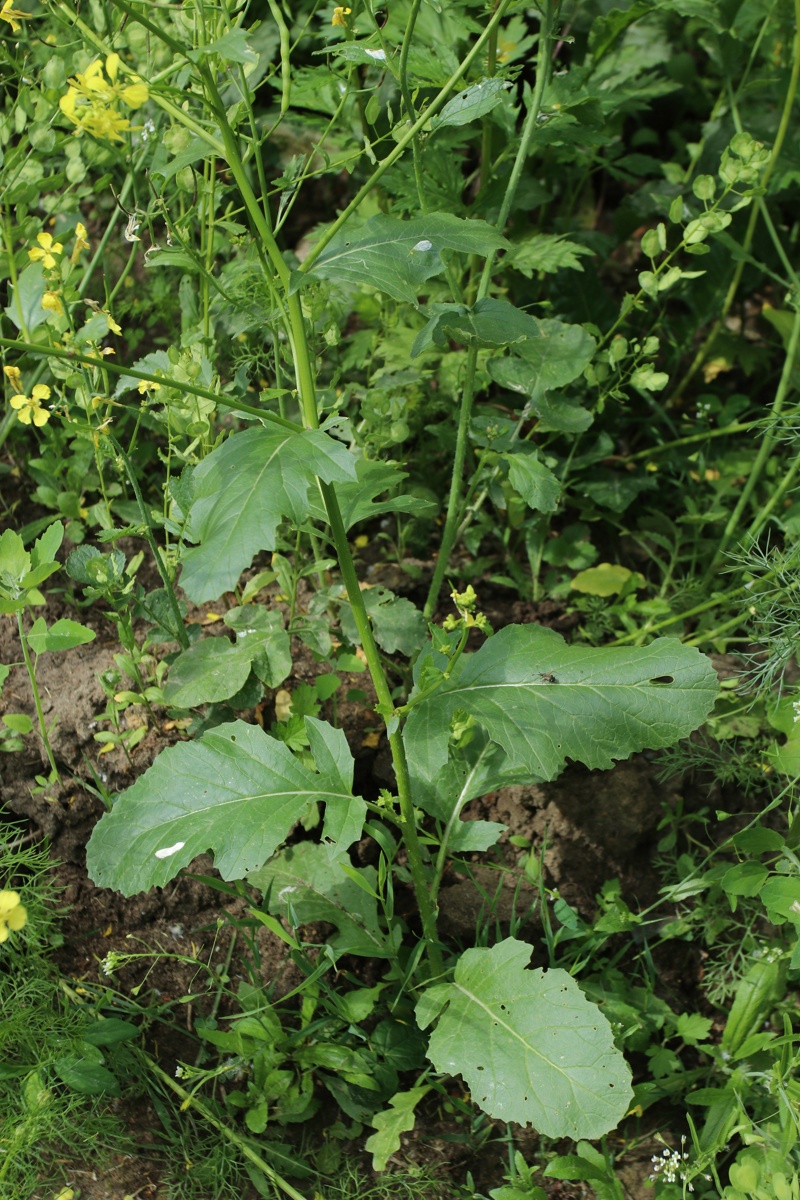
[[249, 842, 389, 958], [430, 78, 511, 129], [309, 213, 509, 305], [504, 450, 561, 513], [164, 608, 291, 707], [417, 939, 632, 1137], [306, 458, 436, 530], [404, 625, 718, 787], [488, 319, 596, 400], [181, 426, 357, 602], [86, 719, 364, 895]]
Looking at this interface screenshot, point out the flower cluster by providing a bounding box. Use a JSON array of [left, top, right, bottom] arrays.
[[0, 890, 27, 942], [59, 53, 148, 142], [650, 1140, 693, 1191]]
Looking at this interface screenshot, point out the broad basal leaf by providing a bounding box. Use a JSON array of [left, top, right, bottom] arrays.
[[417, 938, 632, 1137], [86, 719, 364, 895], [249, 842, 389, 958], [181, 426, 357, 602], [309, 213, 509, 305], [403, 624, 718, 787]]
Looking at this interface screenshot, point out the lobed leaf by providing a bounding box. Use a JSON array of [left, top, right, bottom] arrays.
[[181, 426, 357, 602], [86, 719, 364, 896], [404, 625, 718, 788]]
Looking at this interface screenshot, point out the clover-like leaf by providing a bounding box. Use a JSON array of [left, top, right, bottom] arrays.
[[417, 939, 632, 1137]]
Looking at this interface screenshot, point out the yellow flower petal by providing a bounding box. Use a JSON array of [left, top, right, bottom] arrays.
[[120, 80, 149, 109], [103, 311, 122, 335], [32, 384, 51, 401], [0, 0, 29, 34], [9, 393, 27, 409], [331, 5, 351, 26], [106, 52, 120, 82], [32, 406, 50, 427], [42, 292, 64, 316]]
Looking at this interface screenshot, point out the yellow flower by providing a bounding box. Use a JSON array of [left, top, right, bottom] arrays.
[[3, 365, 23, 392], [137, 379, 161, 394], [105, 53, 149, 108], [331, 6, 351, 26], [10, 383, 51, 427], [55, 1189, 75, 1200], [42, 291, 64, 316], [70, 221, 89, 262], [0, 0, 29, 33], [28, 232, 64, 270], [0, 890, 27, 942], [103, 311, 122, 335], [60, 54, 149, 143]]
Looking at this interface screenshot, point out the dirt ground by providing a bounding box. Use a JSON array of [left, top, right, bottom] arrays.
[[1, 568, 697, 1200]]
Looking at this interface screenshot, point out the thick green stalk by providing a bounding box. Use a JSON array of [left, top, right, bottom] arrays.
[[423, 0, 556, 619], [200, 51, 444, 971], [320, 480, 444, 976]]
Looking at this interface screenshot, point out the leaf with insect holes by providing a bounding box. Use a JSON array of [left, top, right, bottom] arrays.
[[85, 719, 365, 895], [417, 938, 632, 1137], [403, 625, 718, 789], [308, 213, 509, 305], [180, 425, 357, 602]]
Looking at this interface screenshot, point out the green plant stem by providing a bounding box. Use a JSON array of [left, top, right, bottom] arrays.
[[193, 47, 444, 972], [16, 613, 60, 782], [398, 0, 427, 211], [0, 337, 301, 430], [423, 0, 555, 619], [610, 584, 747, 645], [144, 1058, 310, 1200], [320, 480, 444, 977], [107, 435, 191, 650], [704, 305, 800, 578]]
